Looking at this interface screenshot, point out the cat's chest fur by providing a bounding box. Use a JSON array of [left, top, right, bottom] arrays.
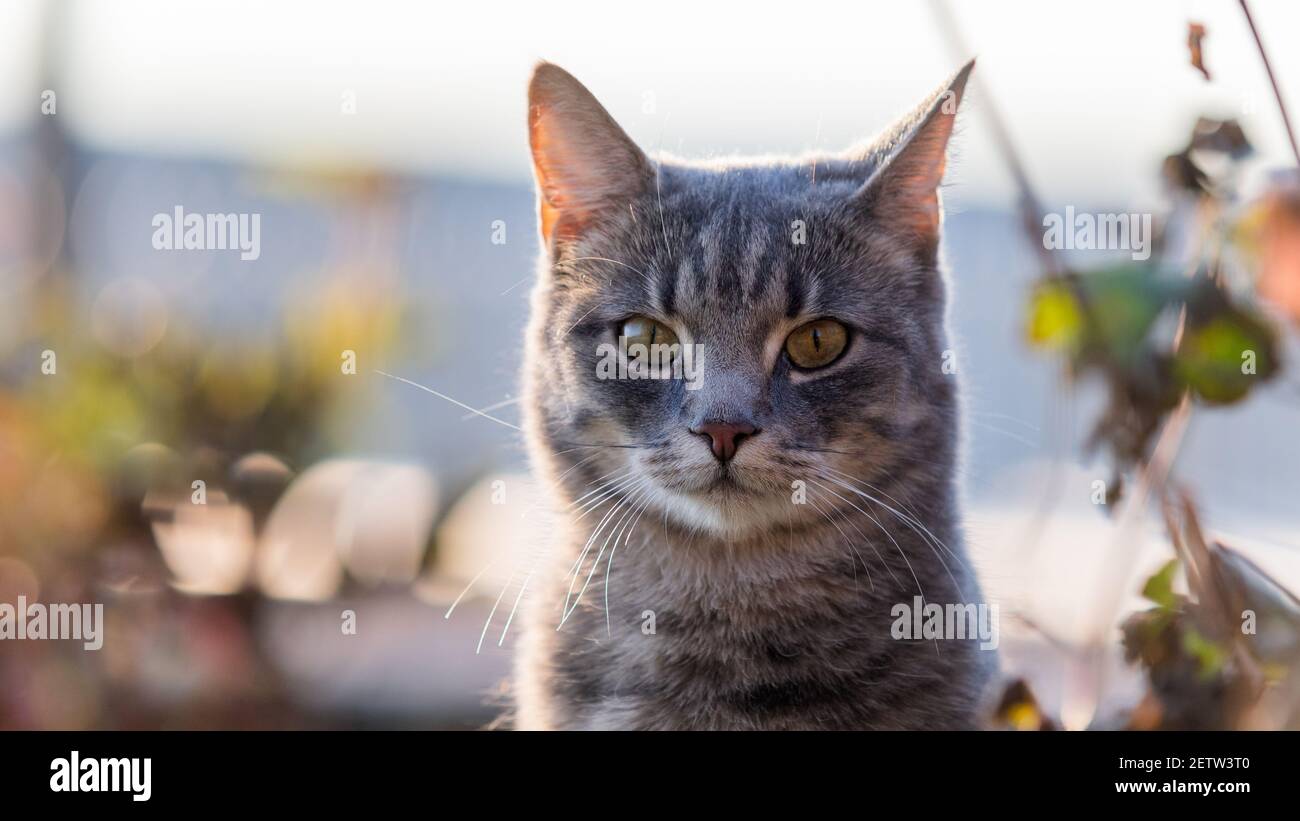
[[512, 511, 994, 730]]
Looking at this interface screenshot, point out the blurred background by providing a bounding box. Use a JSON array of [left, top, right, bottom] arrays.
[[1, 0, 1298, 729]]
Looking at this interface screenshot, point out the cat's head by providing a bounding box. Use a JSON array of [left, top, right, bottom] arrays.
[[524, 62, 971, 539]]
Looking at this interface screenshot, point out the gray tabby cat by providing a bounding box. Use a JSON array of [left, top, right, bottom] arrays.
[[514, 61, 996, 729]]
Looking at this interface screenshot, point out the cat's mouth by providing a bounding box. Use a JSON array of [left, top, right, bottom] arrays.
[[681, 463, 767, 497], [703, 473, 740, 492], [648, 461, 800, 537]]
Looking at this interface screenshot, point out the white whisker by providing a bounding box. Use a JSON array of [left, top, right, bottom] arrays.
[[824, 467, 966, 569], [807, 479, 908, 592], [562, 482, 651, 626], [604, 492, 654, 638], [570, 468, 636, 510], [476, 573, 513, 654], [459, 396, 521, 418], [445, 563, 493, 619], [374, 370, 521, 431], [498, 571, 533, 647], [561, 478, 648, 617], [822, 471, 965, 596], [571, 473, 642, 520], [805, 491, 873, 593]]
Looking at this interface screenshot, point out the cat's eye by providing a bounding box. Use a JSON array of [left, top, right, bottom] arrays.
[[784, 319, 848, 369], [620, 316, 679, 349]]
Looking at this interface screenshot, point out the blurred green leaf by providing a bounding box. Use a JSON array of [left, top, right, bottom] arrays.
[[1080, 266, 1176, 365], [1182, 627, 1227, 680], [1176, 312, 1278, 405], [1143, 559, 1180, 610]]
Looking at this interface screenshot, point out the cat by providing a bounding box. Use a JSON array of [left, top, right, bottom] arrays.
[[513, 60, 996, 729]]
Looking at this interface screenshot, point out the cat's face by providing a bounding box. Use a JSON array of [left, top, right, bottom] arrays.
[[524, 63, 971, 539]]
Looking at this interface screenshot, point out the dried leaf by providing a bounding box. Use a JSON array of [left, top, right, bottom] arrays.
[[1188, 22, 1211, 81], [1191, 117, 1252, 158], [1162, 149, 1210, 195], [991, 678, 1058, 731]]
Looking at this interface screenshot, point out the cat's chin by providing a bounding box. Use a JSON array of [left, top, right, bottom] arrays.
[[642, 479, 795, 540]]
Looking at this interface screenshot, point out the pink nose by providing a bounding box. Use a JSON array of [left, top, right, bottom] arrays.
[[691, 421, 758, 462]]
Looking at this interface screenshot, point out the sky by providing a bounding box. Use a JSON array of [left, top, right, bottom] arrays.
[[1, 0, 1299, 207]]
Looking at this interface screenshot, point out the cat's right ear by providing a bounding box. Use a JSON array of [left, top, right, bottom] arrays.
[[528, 62, 653, 250]]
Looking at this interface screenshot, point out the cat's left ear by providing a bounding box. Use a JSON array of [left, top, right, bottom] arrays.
[[850, 60, 974, 257], [527, 62, 654, 250]]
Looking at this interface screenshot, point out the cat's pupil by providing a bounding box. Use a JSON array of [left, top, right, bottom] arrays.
[[811, 328, 822, 350]]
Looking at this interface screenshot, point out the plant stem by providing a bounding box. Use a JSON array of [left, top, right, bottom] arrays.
[[1239, 0, 1300, 167], [926, 0, 1063, 276]]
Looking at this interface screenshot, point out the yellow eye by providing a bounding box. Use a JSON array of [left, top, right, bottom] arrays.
[[784, 319, 848, 369], [620, 316, 679, 349]]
